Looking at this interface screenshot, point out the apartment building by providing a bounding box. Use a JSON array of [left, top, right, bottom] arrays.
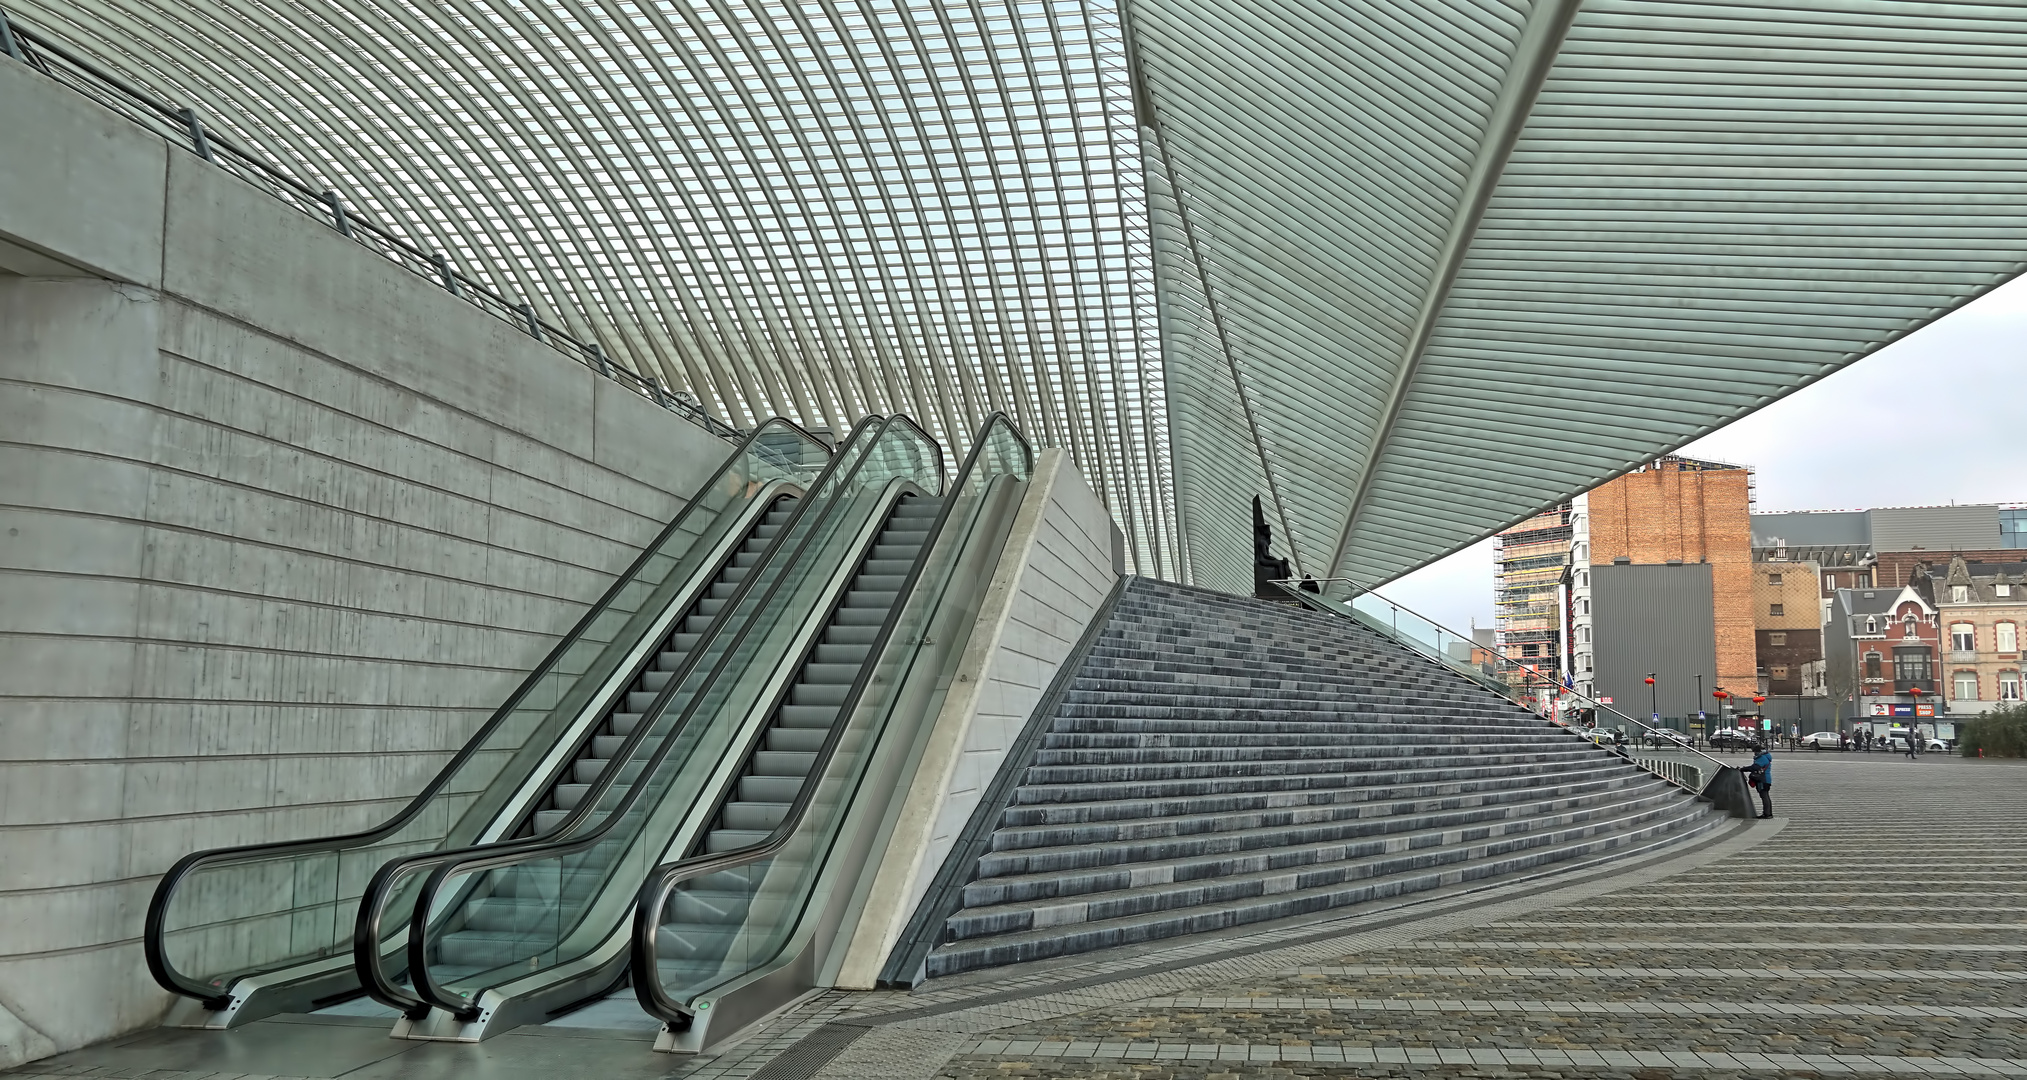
[[1928, 556, 2027, 715]]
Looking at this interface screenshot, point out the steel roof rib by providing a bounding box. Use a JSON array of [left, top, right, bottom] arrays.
[[22, 0, 2027, 588]]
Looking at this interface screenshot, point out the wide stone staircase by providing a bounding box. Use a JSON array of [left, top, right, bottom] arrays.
[[922, 579, 1723, 977]]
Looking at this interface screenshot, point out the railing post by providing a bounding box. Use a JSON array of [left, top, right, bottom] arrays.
[[323, 190, 351, 236], [179, 106, 213, 161], [432, 253, 457, 296], [517, 303, 541, 340], [0, 10, 24, 63], [590, 342, 611, 377], [647, 379, 667, 407]]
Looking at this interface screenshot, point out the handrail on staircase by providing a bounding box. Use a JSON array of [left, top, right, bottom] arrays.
[[1270, 577, 1732, 793]]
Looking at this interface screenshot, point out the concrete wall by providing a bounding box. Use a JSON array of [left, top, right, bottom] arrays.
[[832, 449, 1121, 988], [0, 57, 729, 1064]]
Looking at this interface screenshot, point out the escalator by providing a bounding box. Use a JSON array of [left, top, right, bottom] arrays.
[[356, 415, 1033, 1046], [141, 420, 832, 1029], [518, 495, 800, 838]]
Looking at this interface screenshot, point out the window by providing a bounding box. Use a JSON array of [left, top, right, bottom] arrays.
[[1770, 631, 1788, 646], [2004, 672, 2022, 701], [1952, 585, 1970, 603], [2000, 583, 2014, 598], [1579, 599, 1590, 615], [1522, 644, 1540, 657], [2000, 623, 2018, 653], [1577, 570, 1587, 587], [1578, 627, 1590, 643], [2002, 508, 2027, 549], [1866, 617, 1877, 634], [1955, 673, 1980, 701], [1770, 603, 1785, 617], [1894, 648, 1932, 683], [1865, 651, 1883, 678], [1952, 623, 1977, 652], [1771, 665, 1790, 679], [1769, 573, 1784, 586]]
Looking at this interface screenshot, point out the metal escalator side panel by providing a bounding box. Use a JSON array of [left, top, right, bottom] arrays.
[[143, 418, 830, 1024], [634, 415, 1034, 1047], [384, 418, 941, 1029]]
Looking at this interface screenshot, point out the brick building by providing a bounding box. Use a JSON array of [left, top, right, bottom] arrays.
[[1825, 576, 1941, 722], [1928, 556, 2027, 716], [1754, 560, 1826, 697], [1572, 457, 1757, 710]]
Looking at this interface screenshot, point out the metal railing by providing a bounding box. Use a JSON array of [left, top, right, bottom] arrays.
[[1274, 578, 1732, 796], [0, 9, 741, 442]]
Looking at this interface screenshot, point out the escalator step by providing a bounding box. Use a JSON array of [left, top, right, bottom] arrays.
[[825, 625, 878, 646], [862, 559, 915, 576], [698, 598, 726, 616], [534, 808, 569, 834], [593, 735, 627, 758], [628, 691, 660, 712], [833, 608, 886, 626], [766, 727, 827, 753], [610, 712, 643, 735], [722, 801, 790, 831], [753, 750, 817, 776], [854, 575, 908, 593], [739, 775, 802, 802], [813, 643, 871, 664], [843, 590, 897, 610], [791, 684, 849, 707], [705, 828, 771, 853], [779, 705, 840, 729], [800, 662, 861, 685], [722, 566, 750, 584], [553, 782, 590, 810]]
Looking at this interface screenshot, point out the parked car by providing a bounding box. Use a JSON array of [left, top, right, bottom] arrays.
[[1646, 729, 1694, 750], [1799, 730, 1843, 749], [1707, 728, 1759, 751]]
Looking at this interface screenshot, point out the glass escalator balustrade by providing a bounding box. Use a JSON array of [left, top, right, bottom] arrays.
[[378, 416, 946, 1023], [143, 419, 830, 1019], [634, 414, 1033, 1028]]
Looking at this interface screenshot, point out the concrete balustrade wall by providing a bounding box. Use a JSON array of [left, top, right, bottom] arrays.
[[833, 447, 1123, 988], [0, 57, 729, 1064]]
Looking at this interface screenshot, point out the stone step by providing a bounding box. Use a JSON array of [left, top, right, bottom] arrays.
[[918, 577, 1716, 980], [926, 802, 1723, 976], [961, 782, 1692, 910]]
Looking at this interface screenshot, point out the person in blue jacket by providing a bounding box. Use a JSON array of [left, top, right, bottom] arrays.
[[1744, 743, 1774, 819]]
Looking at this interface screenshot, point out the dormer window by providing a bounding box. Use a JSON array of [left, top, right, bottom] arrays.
[[2000, 584, 2013, 598], [1952, 585, 1970, 603], [1866, 617, 1877, 634]]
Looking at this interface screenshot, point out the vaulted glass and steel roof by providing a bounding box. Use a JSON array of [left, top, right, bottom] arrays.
[[16, 0, 2027, 591]]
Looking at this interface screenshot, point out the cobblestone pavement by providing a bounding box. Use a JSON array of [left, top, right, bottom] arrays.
[[894, 756, 2027, 1079]]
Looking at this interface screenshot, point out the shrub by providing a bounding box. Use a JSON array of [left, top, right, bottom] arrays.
[[1960, 702, 2027, 758]]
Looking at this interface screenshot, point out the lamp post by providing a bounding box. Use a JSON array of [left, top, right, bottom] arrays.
[[1752, 694, 1768, 747], [1713, 688, 1730, 739], [1646, 673, 1658, 726]]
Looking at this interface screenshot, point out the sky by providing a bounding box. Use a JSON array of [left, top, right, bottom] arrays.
[[1377, 274, 2027, 634]]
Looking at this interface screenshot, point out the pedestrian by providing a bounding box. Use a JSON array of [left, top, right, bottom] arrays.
[[1745, 742, 1774, 819], [1904, 726, 1918, 760]]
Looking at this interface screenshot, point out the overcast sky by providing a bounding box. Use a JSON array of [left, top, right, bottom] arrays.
[[1378, 273, 2027, 633]]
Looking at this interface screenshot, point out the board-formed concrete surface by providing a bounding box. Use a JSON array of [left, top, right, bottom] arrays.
[[0, 55, 734, 1063]]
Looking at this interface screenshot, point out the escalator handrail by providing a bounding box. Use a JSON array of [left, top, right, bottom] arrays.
[[379, 415, 944, 1018], [629, 412, 1031, 1023], [143, 418, 831, 1006], [352, 414, 887, 1016]]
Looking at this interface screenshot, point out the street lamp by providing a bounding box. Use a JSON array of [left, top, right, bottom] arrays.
[[1645, 674, 1658, 724], [1713, 688, 1731, 736]]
